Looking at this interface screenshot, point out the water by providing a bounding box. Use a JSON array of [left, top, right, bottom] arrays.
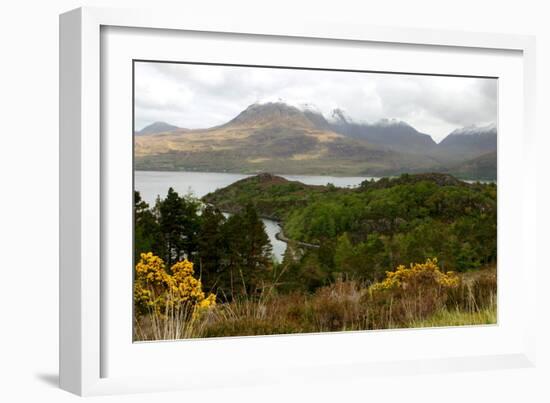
[[135, 170, 376, 261]]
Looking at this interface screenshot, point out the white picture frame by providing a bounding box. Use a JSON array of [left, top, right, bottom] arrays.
[[59, 6, 537, 396]]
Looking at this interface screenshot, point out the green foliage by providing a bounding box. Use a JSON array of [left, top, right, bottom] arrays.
[[196, 205, 226, 291], [136, 173, 496, 307], [283, 176, 496, 275], [135, 173, 498, 340], [203, 173, 497, 285], [135, 189, 274, 299], [222, 203, 273, 297], [134, 191, 161, 263], [154, 187, 202, 266]]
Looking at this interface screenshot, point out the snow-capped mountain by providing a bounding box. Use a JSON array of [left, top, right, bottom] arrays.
[[438, 123, 497, 158], [327, 109, 437, 154], [446, 123, 497, 137]]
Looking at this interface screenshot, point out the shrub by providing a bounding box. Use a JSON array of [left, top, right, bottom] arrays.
[[200, 292, 307, 337], [134, 252, 216, 317], [134, 254, 496, 340], [367, 258, 460, 326], [447, 267, 496, 311], [308, 280, 367, 331]]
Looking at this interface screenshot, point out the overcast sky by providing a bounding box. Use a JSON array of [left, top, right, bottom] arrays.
[[134, 61, 497, 142]]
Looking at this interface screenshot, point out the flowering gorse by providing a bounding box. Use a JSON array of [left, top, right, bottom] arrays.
[[134, 252, 216, 317], [368, 258, 460, 324], [370, 258, 459, 293]]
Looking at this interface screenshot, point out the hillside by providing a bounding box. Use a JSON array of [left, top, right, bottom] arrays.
[[436, 123, 497, 160], [202, 173, 327, 220], [329, 111, 437, 154], [202, 172, 497, 270], [444, 151, 497, 180]]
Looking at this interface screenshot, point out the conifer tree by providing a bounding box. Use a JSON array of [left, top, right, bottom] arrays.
[[134, 191, 161, 262], [222, 203, 272, 297], [156, 187, 201, 267], [197, 205, 226, 291]]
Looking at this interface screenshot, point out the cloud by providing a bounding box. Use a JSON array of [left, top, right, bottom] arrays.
[[134, 62, 497, 142]]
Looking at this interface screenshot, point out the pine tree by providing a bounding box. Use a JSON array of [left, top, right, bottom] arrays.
[[334, 232, 355, 278], [134, 191, 160, 262], [157, 187, 201, 267], [197, 205, 226, 291], [222, 203, 272, 297]]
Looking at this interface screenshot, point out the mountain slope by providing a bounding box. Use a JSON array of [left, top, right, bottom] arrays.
[[329, 110, 437, 154], [437, 123, 497, 159], [444, 151, 497, 180]]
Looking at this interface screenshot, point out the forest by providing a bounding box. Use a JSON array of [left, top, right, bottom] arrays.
[[133, 172, 497, 340]]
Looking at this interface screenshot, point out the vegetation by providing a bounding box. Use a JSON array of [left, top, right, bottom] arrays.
[[134, 188, 273, 299], [133, 252, 216, 340], [134, 172, 497, 340], [134, 257, 496, 340], [205, 173, 496, 276]]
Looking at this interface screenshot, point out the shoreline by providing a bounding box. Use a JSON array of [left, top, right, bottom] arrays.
[[274, 227, 319, 249], [222, 208, 319, 250], [134, 169, 497, 183]]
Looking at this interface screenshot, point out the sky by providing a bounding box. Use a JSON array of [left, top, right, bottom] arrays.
[[134, 61, 497, 143]]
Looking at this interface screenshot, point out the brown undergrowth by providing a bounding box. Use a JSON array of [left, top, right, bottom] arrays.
[[134, 256, 496, 341]]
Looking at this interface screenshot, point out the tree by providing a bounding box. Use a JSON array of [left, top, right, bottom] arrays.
[[222, 204, 272, 297], [134, 191, 160, 262], [197, 205, 226, 291], [156, 187, 201, 267], [334, 232, 355, 278]]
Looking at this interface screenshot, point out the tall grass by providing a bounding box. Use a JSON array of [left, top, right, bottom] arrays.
[[409, 302, 497, 328], [134, 266, 496, 341], [133, 292, 213, 341]]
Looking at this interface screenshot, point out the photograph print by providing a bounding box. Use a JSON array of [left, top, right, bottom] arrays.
[[133, 61, 497, 341]]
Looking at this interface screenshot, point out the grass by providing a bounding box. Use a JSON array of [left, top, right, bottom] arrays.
[[409, 303, 496, 328]]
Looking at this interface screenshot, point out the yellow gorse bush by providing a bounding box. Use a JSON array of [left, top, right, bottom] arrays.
[[369, 258, 459, 294], [134, 252, 216, 316], [367, 258, 461, 325]]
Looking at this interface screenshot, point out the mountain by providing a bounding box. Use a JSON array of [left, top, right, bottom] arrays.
[[224, 102, 318, 129], [136, 121, 181, 135], [328, 110, 437, 154], [437, 123, 497, 159], [134, 102, 496, 179], [134, 102, 440, 176]]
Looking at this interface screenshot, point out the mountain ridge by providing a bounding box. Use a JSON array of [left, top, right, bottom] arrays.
[[134, 102, 496, 179], [437, 123, 497, 159]]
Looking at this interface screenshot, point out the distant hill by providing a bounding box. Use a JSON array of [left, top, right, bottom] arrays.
[[202, 173, 325, 220], [202, 172, 480, 224], [360, 172, 469, 190], [136, 121, 181, 135], [436, 123, 497, 160]]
